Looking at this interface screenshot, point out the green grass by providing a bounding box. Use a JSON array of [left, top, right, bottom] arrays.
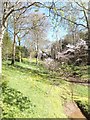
[[1, 59, 89, 118]]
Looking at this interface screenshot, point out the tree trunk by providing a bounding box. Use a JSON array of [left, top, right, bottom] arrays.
[[36, 50, 38, 65], [19, 40, 21, 63], [11, 16, 16, 65], [87, 28, 90, 85], [87, 1, 90, 65], [0, 26, 2, 78], [0, 25, 5, 78], [36, 38, 39, 65], [0, 42, 2, 78], [0, 2, 3, 78], [29, 52, 31, 62], [11, 33, 16, 65], [87, 29, 90, 65], [36, 54, 38, 65], [19, 50, 21, 63]]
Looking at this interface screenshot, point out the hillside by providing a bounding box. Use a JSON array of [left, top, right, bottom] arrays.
[[1, 59, 88, 118]]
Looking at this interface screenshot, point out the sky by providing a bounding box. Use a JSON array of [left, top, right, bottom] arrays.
[[5, 0, 89, 2], [8, 1, 68, 43], [7, 0, 89, 44], [31, 4, 68, 42]]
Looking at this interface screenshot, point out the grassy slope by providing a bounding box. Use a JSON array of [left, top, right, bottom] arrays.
[[1, 59, 88, 118]]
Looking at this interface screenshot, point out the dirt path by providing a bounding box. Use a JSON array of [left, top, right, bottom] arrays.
[[64, 101, 87, 120], [64, 76, 90, 86]]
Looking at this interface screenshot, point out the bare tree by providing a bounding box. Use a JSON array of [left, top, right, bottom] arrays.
[[10, 10, 28, 65], [26, 13, 48, 64], [0, 0, 44, 76]]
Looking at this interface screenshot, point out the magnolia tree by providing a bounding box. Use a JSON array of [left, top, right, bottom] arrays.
[[49, 0, 90, 64], [44, 58, 54, 71], [44, 57, 59, 72], [54, 39, 87, 65]]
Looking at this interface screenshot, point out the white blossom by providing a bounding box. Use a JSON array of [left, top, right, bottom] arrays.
[[66, 44, 75, 49]]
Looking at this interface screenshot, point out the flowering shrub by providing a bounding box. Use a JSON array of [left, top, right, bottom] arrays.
[[44, 58, 58, 71], [75, 39, 88, 50], [55, 39, 87, 65]]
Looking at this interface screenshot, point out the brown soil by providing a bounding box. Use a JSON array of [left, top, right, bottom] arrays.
[[64, 101, 87, 120]]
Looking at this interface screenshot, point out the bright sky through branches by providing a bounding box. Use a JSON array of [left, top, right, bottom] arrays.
[[1, 0, 89, 42], [2, 0, 90, 2]]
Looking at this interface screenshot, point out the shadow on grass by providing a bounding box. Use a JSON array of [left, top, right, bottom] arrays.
[[7, 62, 49, 78], [13, 64, 62, 85], [4, 61, 64, 86], [75, 100, 90, 120], [2, 82, 36, 117]]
